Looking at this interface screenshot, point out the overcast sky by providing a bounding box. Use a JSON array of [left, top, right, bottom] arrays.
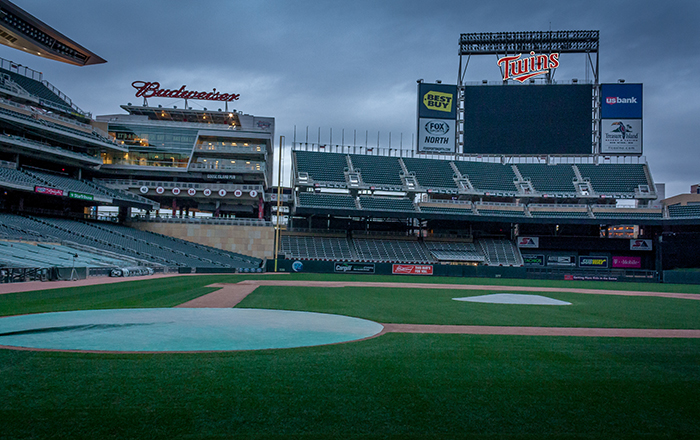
[[3, 0, 699, 196]]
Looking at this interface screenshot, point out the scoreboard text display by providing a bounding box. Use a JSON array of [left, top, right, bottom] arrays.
[[462, 84, 592, 155]]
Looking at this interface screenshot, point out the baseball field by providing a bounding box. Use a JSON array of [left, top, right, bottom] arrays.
[[1, 273, 699, 439]]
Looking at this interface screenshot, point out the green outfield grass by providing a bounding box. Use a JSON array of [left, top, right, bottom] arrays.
[[239, 285, 700, 328], [1, 274, 699, 439]]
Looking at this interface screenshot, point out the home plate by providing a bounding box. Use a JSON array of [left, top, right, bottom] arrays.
[[453, 294, 571, 305]]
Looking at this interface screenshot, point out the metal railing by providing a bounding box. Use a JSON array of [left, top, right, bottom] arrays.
[[292, 142, 648, 165], [130, 215, 272, 227]]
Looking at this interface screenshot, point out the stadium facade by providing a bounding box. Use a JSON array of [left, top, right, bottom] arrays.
[[94, 98, 274, 220], [0, 4, 698, 283]]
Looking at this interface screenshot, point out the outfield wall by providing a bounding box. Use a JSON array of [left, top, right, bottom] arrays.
[[269, 259, 527, 279], [663, 270, 700, 285], [269, 259, 658, 283], [130, 222, 275, 260]]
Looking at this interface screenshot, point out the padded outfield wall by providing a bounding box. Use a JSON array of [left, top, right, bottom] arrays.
[[130, 221, 275, 260]]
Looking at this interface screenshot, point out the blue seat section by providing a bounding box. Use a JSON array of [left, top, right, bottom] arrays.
[[0, 213, 54, 241], [0, 68, 73, 112], [353, 239, 433, 263], [280, 235, 354, 261], [418, 206, 474, 216], [668, 204, 700, 218], [358, 197, 416, 212], [0, 213, 259, 269], [401, 157, 458, 189], [424, 241, 485, 262], [0, 166, 45, 188], [530, 210, 590, 219], [516, 164, 577, 193], [295, 151, 348, 183], [476, 208, 526, 217], [453, 161, 517, 192], [0, 241, 131, 268], [83, 221, 260, 268], [477, 238, 523, 266], [0, 106, 115, 146], [26, 170, 107, 198], [592, 210, 663, 220], [297, 192, 356, 209], [576, 164, 649, 194], [349, 154, 404, 187]]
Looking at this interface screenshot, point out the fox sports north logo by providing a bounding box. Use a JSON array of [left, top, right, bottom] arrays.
[[424, 120, 450, 135]]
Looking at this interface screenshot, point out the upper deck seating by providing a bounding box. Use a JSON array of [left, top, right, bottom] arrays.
[[358, 196, 415, 212], [576, 164, 650, 194], [529, 210, 590, 219], [401, 157, 458, 189], [349, 154, 404, 187], [295, 151, 348, 183], [667, 204, 700, 218], [453, 161, 517, 192], [0, 68, 73, 112], [297, 192, 356, 210], [418, 205, 474, 216], [516, 164, 577, 193]]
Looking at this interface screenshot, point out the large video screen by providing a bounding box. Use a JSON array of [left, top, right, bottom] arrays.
[[462, 84, 593, 155]]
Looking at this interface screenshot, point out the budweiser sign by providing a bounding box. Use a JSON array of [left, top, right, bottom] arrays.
[[392, 264, 433, 275], [131, 81, 240, 102], [497, 52, 559, 83]]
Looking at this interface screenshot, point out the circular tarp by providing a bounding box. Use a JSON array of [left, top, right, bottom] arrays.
[[453, 293, 572, 305], [0, 308, 384, 352]]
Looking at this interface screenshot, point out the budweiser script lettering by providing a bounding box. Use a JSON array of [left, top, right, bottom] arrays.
[[497, 52, 559, 83], [132, 81, 240, 102]]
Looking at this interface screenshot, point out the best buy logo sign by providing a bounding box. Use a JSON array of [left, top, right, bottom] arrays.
[[423, 91, 453, 112]]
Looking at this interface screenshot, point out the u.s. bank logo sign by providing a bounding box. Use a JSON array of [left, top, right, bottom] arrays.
[[601, 84, 643, 119]]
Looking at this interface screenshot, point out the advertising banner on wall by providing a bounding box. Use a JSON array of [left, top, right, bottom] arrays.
[[517, 237, 539, 248], [417, 83, 457, 154], [579, 256, 609, 268], [601, 84, 643, 119], [334, 262, 376, 274], [417, 118, 456, 154], [35, 186, 65, 196], [600, 119, 642, 154], [392, 264, 434, 275], [546, 255, 576, 267], [612, 256, 642, 268], [630, 239, 653, 251], [522, 255, 544, 266]]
